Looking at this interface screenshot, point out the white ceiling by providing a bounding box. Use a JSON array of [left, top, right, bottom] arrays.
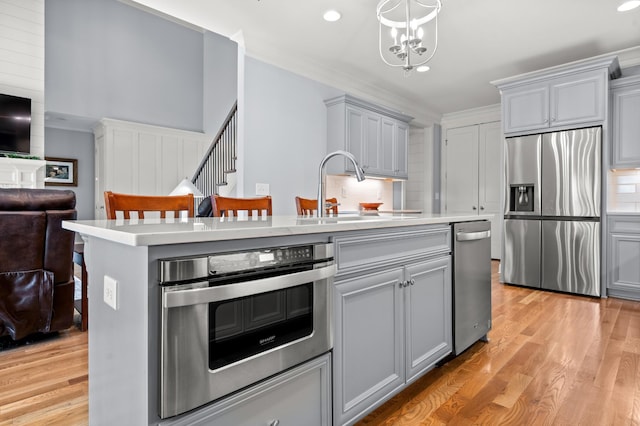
[[128, 0, 640, 124]]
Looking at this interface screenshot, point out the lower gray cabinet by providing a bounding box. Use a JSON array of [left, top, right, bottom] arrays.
[[333, 267, 405, 426], [405, 257, 452, 382], [165, 353, 332, 426], [608, 215, 640, 301], [333, 253, 452, 425]]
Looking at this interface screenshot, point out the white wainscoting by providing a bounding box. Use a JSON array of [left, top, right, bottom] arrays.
[[0, 157, 45, 188], [94, 118, 210, 219]]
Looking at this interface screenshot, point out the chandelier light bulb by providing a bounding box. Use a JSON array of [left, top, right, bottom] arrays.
[[417, 26, 424, 39], [391, 26, 398, 44]]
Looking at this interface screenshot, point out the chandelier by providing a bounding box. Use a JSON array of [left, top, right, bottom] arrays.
[[377, 0, 441, 73]]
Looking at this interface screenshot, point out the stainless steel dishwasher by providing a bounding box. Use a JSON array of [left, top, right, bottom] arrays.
[[452, 221, 492, 356]]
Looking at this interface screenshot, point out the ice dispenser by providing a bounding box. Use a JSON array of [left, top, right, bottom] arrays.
[[509, 184, 534, 212]]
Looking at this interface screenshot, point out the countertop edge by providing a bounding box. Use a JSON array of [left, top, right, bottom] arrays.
[[63, 214, 495, 246]]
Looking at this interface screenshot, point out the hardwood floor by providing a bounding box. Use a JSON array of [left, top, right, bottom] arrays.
[[0, 261, 638, 425], [0, 319, 88, 425], [359, 262, 640, 425]]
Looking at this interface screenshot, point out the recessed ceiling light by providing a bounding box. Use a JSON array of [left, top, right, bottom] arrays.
[[323, 10, 341, 22], [618, 0, 640, 11], [416, 65, 430, 73]]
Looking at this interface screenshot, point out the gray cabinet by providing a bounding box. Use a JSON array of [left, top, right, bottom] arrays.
[[332, 226, 452, 425], [501, 70, 606, 134], [611, 75, 640, 168], [493, 56, 619, 136], [608, 215, 640, 301], [443, 121, 502, 259], [166, 353, 332, 426], [404, 257, 452, 382], [333, 267, 405, 426], [326, 94, 412, 179]]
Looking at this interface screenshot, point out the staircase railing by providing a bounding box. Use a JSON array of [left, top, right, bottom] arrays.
[[192, 101, 237, 197]]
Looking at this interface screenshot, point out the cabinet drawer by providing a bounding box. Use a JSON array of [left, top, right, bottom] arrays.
[[609, 216, 640, 234], [334, 226, 451, 275], [166, 354, 332, 426]]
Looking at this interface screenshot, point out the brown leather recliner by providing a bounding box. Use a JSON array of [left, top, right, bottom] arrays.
[[0, 188, 77, 340]]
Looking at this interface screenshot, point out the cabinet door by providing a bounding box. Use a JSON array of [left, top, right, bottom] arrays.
[[612, 84, 640, 168], [380, 118, 396, 176], [364, 113, 382, 173], [502, 83, 549, 134], [333, 268, 405, 426], [404, 256, 452, 383], [609, 233, 640, 299], [478, 121, 502, 259], [345, 106, 366, 173], [608, 216, 640, 301], [443, 125, 479, 214], [395, 123, 409, 179], [550, 70, 606, 128]]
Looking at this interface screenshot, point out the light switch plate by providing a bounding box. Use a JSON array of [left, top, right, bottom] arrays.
[[104, 275, 118, 310], [255, 183, 270, 195]]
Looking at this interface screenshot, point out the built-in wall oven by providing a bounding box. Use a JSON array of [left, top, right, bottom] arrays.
[[158, 242, 335, 419]]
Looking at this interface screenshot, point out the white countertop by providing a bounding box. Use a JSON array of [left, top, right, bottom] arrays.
[[63, 213, 494, 246]]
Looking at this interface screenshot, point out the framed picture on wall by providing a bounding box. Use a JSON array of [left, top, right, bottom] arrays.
[[44, 157, 78, 186]]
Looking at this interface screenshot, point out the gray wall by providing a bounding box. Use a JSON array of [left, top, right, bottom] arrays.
[[45, 0, 204, 132], [243, 57, 341, 215], [44, 0, 238, 218], [44, 128, 94, 220], [203, 31, 238, 136]]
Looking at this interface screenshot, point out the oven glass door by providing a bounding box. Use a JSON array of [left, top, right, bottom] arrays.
[[210, 282, 313, 369]]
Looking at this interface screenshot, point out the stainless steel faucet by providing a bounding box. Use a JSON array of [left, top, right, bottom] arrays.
[[317, 150, 366, 217]]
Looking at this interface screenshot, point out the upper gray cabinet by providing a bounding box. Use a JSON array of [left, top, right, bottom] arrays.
[[493, 56, 620, 136], [325, 95, 412, 179], [611, 75, 640, 168]]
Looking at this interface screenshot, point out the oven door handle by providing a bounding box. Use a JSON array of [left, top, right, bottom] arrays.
[[163, 263, 336, 308]]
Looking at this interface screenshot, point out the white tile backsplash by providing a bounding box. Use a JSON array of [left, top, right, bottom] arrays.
[[325, 175, 393, 212], [609, 170, 640, 212]]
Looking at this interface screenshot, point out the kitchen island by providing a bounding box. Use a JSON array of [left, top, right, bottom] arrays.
[[63, 213, 493, 426]]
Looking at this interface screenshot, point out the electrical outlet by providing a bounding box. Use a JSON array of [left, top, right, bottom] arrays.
[[377, 190, 382, 200], [104, 275, 118, 310], [255, 183, 270, 195], [341, 187, 347, 198]]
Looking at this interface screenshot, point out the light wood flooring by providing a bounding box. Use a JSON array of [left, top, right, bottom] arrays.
[[0, 261, 639, 425], [0, 321, 87, 425], [359, 262, 640, 425]]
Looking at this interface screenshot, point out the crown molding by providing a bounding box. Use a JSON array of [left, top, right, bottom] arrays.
[[440, 104, 501, 129]]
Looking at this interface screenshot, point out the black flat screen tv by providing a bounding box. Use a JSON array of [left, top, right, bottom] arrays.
[[0, 93, 31, 155]]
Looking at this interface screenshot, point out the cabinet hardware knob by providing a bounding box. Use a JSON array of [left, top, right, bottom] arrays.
[[399, 281, 405, 288], [269, 420, 280, 426], [480, 206, 485, 210], [472, 206, 477, 210], [409, 279, 415, 286], [551, 117, 556, 122]]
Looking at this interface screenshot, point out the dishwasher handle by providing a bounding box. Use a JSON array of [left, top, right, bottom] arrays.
[[456, 230, 491, 242]]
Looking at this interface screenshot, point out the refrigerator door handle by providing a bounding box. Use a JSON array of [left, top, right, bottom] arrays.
[[456, 230, 491, 242]]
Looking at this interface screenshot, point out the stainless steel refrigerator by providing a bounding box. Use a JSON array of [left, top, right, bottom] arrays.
[[503, 127, 601, 297]]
